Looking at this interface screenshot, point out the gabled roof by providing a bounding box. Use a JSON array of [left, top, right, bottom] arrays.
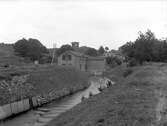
[[61, 50, 87, 57], [61, 50, 105, 60], [68, 50, 87, 57]]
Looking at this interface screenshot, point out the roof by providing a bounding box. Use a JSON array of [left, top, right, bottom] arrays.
[[68, 50, 87, 57], [61, 50, 105, 60]]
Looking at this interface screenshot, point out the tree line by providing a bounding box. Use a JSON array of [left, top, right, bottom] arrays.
[[13, 38, 111, 64], [119, 30, 167, 65]]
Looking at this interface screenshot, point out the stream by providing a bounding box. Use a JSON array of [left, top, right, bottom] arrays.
[[0, 77, 110, 126]]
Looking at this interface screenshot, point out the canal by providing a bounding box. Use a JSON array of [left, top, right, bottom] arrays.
[[0, 77, 110, 126]]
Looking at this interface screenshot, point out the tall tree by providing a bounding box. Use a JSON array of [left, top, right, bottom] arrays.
[[98, 46, 105, 55], [14, 38, 48, 61], [133, 30, 157, 64], [120, 29, 167, 65]]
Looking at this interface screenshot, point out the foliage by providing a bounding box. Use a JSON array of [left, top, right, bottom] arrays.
[[119, 42, 135, 58], [0, 75, 35, 104], [14, 38, 48, 61], [120, 30, 167, 65], [98, 46, 105, 55], [105, 46, 109, 52], [39, 55, 52, 64], [84, 47, 98, 56], [0, 65, 89, 105], [56, 44, 74, 56], [106, 56, 122, 67], [127, 58, 138, 67]]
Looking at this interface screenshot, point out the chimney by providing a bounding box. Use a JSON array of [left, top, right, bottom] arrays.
[[71, 42, 79, 48]]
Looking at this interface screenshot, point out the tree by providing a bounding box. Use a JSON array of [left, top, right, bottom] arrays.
[[98, 46, 105, 55], [56, 44, 74, 56], [120, 29, 167, 65], [133, 30, 157, 64], [119, 42, 135, 58], [14, 38, 48, 61], [13, 38, 29, 57], [105, 46, 109, 52], [84, 48, 98, 56]]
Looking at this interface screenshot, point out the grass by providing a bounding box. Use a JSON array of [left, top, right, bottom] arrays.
[[0, 44, 27, 66], [27, 65, 89, 94], [0, 64, 89, 105], [0, 44, 90, 105], [46, 63, 167, 126]]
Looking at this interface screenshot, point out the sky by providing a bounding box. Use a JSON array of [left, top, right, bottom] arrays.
[[0, 0, 167, 49]]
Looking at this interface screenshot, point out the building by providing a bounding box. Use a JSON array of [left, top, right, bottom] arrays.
[[58, 50, 106, 72]]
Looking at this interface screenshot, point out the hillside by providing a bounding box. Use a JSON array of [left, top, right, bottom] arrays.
[[47, 63, 167, 126], [0, 43, 90, 106], [0, 64, 89, 105]]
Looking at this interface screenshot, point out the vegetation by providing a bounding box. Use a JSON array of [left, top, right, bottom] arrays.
[[47, 63, 167, 126], [106, 56, 122, 67], [14, 38, 48, 61], [56, 44, 74, 56], [84, 47, 98, 56], [0, 64, 89, 105], [120, 30, 167, 65], [105, 46, 109, 52], [0, 43, 27, 66], [98, 46, 105, 55], [122, 68, 133, 77]]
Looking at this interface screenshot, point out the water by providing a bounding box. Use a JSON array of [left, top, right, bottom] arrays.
[[0, 78, 109, 126]]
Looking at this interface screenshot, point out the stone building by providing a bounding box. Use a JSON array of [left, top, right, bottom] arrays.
[[57, 50, 106, 72]]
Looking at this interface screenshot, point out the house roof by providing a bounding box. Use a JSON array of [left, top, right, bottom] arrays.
[[61, 50, 105, 60], [68, 50, 87, 57]]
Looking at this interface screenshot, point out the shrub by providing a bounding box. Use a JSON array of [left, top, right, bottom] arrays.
[[127, 58, 138, 67], [106, 56, 122, 68], [123, 68, 133, 77]]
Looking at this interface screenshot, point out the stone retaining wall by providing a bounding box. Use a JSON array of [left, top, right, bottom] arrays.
[[0, 84, 89, 121]]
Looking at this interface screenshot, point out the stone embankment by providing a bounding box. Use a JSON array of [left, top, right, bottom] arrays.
[[0, 77, 113, 123], [0, 76, 88, 121]]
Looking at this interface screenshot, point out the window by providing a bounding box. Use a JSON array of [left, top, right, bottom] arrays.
[[80, 64, 82, 70], [62, 55, 65, 60], [68, 55, 72, 60]]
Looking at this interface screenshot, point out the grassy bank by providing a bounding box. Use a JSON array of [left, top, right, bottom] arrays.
[[0, 44, 28, 66], [47, 63, 167, 126], [0, 64, 89, 105]]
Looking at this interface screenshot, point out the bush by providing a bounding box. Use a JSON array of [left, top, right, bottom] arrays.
[[123, 68, 133, 77], [106, 56, 122, 68], [127, 58, 138, 67]]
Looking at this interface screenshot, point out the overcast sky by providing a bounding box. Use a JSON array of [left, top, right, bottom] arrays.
[[0, 0, 167, 49]]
